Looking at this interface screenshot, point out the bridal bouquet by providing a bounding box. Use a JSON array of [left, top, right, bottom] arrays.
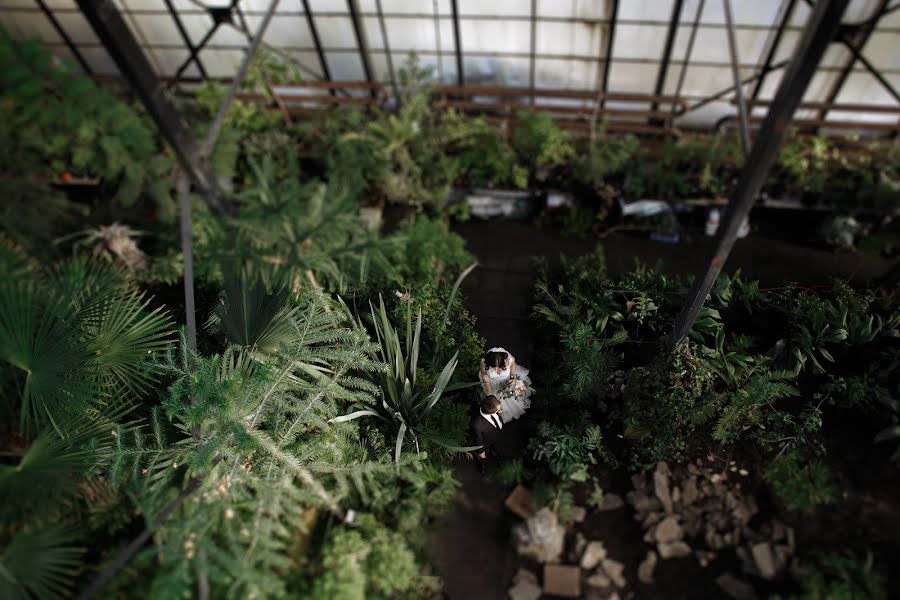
[[498, 376, 532, 400]]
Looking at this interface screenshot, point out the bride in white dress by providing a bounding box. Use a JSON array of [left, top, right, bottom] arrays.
[[479, 347, 534, 423]]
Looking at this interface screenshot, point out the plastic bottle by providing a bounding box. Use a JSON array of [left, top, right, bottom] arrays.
[[705, 208, 720, 236]]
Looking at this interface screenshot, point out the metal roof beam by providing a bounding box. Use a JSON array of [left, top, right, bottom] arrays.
[[670, 0, 850, 349], [75, 0, 223, 215]]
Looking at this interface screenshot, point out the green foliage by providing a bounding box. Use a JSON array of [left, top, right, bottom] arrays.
[[335, 296, 473, 462], [385, 217, 474, 288], [784, 551, 887, 600], [308, 514, 420, 600], [488, 458, 527, 487], [107, 292, 395, 598], [572, 126, 638, 191], [193, 157, 398, 291], [0, 526, 82, 600], [386, 283, 484, 386], [442, 110, 528, 188], [530, 415, 613, 480], [512, 111, 576, 184], [0, 251, 173, 436], [764, 448, 837, 511], [0, 27, 174, 233]]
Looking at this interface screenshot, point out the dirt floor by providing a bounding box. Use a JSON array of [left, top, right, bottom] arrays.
[[423, 218, 897, 600]]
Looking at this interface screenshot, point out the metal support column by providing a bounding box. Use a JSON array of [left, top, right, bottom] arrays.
[[600, 0, 618, 110], [669, 0, 850, 349], [348, 0, 376, 98], [802, 0, 900, 105], [529, 0, 537, 106], [451, 0, 464, 86], [819, 0, 890, 123], [681, 59, 790, 115], [302, 0, 332, 95], [201, 0, 280, 157], [672, 0, 705, 114], [163, 0, 207, 80], [35, 0, 92, 74], [651, 0, 684, 118], [751, 0, 797, 102], [75, 0, 223, 215], [375, 0, 399, 103], [723, 0, 751, 156]]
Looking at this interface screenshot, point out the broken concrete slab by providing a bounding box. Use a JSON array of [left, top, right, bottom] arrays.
[[504, 485, 535, 520], [543, 564, 581, 598]]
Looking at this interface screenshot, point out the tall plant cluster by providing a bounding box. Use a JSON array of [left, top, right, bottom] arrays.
[[0, 28, 175, 256], [0, 39, 487, 600], [533, 251, 900, 509]]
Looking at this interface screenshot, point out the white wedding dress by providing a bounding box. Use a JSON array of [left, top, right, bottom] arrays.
[[481, 346, 533, 423]]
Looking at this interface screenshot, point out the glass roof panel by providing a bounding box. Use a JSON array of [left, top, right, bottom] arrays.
[[535, 21, 604, 58]]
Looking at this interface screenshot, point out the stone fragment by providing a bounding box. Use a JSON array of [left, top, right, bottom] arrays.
[[571, 505, 587, 523], [641, 511, 663, 529], [716, 573, 758, 600], [771, 520, 787, 542], [774, 545, 792, 573], [585, 572, 611, 589], [580, 541, 607, 570], [638, 550, 658, 584], [631, 473, 646, 492], [569, 532, 587, 562], [598, 492, 625, 511], [658, 540, 691, 559], [696, 550, 717, 568], [631, 491, 662, 515], [512, 568, 538, 586], [736, 545, 757, 576], [750, 542, 777, 580], [508, 578, 541, 600], [654, 462, 674, 513], [543, 564, 581, 598], [512, 508, 565, 563], [505, 485, 535, 520], [600, 558, 626, 588], [654, 516, 683, 544]]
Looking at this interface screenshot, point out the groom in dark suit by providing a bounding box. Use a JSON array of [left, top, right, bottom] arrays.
[[471, 395, 504, 474]]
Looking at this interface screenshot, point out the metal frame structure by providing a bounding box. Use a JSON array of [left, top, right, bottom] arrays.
[[74, 0, 223, 215], [451, 0, 464, 86], [34, 0, 91, 75], [651, 0, 684, 118], [723, 0, 751, 155], [670, 0, 851, 348], [7, 0, 890, 594], [599, 0, 619, 110]]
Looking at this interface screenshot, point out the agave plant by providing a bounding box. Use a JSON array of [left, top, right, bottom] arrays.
[[334, 295, 477, 462]]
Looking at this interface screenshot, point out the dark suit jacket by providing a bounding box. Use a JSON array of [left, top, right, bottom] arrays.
[[470, 413, 503, 453]]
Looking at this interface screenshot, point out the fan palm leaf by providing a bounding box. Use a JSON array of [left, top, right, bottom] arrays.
[[0, 526, 82, 600]]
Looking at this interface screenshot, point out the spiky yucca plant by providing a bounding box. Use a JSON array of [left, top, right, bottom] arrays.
[[333, 296, 476, 462]]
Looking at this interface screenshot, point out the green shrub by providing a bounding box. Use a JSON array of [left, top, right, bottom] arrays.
[[530, 415, 615, 480], [764, 448, 837, 511], [488, 458, 527, 487], [309, 514, 420, 600], [783, 551, 887, 600]]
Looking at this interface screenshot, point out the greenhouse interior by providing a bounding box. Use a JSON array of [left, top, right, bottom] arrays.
[[2, 0, 900, 598]]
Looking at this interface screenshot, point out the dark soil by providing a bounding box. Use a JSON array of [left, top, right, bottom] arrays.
[[423, 217, 899, 599]]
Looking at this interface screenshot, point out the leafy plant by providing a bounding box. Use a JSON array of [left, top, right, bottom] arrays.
[[763, 448, 837, 511], [784, 551, 887, 600], [530, 416, 612, 480], [335, 296, 474, 462], [512, 111, 575, 184]]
